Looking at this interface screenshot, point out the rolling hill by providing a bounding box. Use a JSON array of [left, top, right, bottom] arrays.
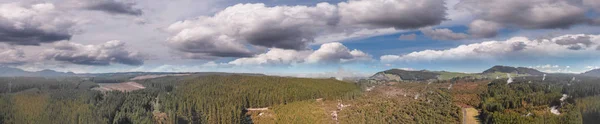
[[482, 65, 544, 75]]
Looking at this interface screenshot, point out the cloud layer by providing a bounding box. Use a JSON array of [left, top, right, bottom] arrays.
[[166, 0, 446, 59], [0, 2, 80, 45], [43, 40, 144, 66], [382, 34, 600, 62]]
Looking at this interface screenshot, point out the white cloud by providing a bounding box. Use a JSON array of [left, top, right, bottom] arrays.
[[530, 64, 577, 73], [306, 42, 371, 63], [230, 42, 371, 66], [420, 28, 469, 40], [43, 40, 145, 66], [228, 48, 311, 66], [381, 34, 600, 62]]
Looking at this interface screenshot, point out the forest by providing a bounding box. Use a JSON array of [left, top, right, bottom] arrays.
[[0, 72, 599, 124]]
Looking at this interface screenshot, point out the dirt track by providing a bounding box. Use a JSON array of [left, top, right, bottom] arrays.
[[463, 107, 480, 124]]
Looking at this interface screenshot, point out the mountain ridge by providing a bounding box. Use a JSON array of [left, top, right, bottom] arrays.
[[482, 65, 544, 75]]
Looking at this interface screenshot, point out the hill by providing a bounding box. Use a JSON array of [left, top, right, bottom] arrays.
[[582, 69, 600, 77], [370, 69, 439, 81], [482, 65, 544, 75], [0, 67, 75, 77]]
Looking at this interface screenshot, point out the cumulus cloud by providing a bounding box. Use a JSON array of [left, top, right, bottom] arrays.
[[530, 64, 578, 73], [398, 34, 417, 40], [81, 0, 143, 16], [381, 34, 600, 62], [43, 40, 145, 66], [0, 2, 80, 45], [0, 44, 26, 65], [306, 42, 371, 63], [228, 48, 310, 66], [166, 0, 447, 59], [420, 28, 469, 40], [468, 19, 502, 38], [229, 42, 371, 66], [166, 3, 338, 56]]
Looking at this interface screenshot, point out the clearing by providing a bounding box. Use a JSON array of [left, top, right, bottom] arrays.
[[92, 82, 146, 92]]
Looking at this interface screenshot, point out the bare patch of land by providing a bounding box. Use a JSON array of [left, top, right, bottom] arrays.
[[92, 82, 146, 92]]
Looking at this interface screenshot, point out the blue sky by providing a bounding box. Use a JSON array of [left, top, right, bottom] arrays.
[[0, 0, 599, 78]]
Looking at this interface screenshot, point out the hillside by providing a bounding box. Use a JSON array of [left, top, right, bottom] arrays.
[[482, 65, 544, 75], [582, 69, 600, 77], [370, 69, 439, 81]]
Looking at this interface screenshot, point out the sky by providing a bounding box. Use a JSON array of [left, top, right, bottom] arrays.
[[0, 0, 600, 78]]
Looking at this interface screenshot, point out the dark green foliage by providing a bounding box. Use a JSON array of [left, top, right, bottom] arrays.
[[169, 75, 361, 123], [0, 75, 361, 124], [479, 79, 585, 124]]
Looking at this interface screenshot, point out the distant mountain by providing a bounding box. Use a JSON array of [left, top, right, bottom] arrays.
[[370, 69, 439, 81], [482, 65, 544, 75], [582, 69, 600, 77], [0, 66, 31, 76], [0, 67, 76, 77]]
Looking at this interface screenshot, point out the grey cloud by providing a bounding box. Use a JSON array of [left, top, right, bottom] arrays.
[[567, 45, 583, 50], [458, 0, 591, 29], [555, 35, 593, 47], [0, 24, 72, 45], [511, 42, 527, 51], [0, 3, 78, 45], [43, 40, 144, 66], [243, 25, 315, 50], [84, 0, 143, 16], [339, 0, 447, 29], [398, 34, 417, 40], [421, 28, 469, 40]]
